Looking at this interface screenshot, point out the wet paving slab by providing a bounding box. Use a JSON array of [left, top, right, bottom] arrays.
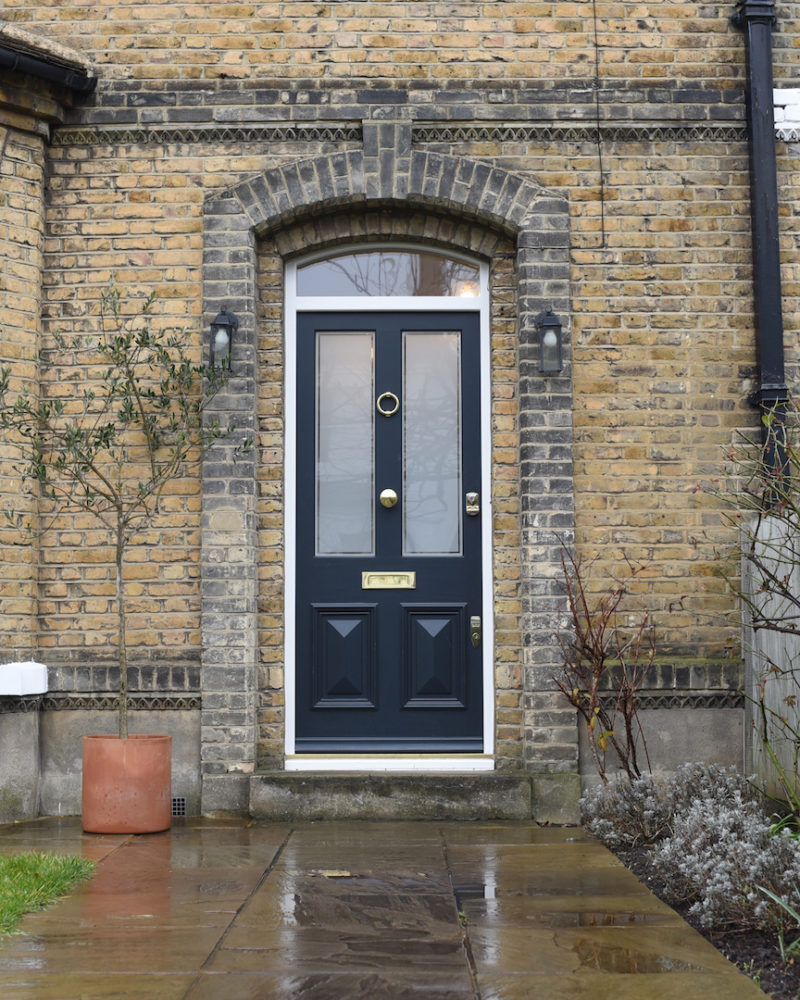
[[188, 970, 476, 999], [479, 973, 767, 1000], [0, 816, 767, 999], [235, 871, 459, 930], [0, 973, 197, 1000]]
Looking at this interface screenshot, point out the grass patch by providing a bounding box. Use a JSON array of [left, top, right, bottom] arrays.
[[0, 852, 95, 935]]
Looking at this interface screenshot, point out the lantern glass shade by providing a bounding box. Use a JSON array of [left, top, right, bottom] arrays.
[[536, 310, 563, 374], [212, 327, 230, 366], [210, 308, 237, 369]]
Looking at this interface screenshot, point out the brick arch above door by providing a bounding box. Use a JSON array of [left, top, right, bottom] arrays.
[[198, 120, 576, 816], [204, 122, 570, 355]]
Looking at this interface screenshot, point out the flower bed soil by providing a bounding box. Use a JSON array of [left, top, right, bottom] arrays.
[[618, 846, 800, 1000]]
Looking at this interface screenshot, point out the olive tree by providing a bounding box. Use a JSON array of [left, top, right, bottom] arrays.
[[0, 283, 243, 737]]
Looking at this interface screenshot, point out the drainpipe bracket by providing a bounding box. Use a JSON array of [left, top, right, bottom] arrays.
[[747, 382, 790, 409], [731, 1, 777, 30]]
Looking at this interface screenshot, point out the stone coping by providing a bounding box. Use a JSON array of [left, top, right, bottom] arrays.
[[0, 21, 94, 75]]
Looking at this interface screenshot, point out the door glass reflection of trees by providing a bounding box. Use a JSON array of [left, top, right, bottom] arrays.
[[403, 332, 462, 555], [297, 250, 479, 298], [315, 331, 375, 555]]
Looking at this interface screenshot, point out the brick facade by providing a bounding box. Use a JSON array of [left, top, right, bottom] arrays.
[[0, 124, 44, 661], [1, 2, 797, 818]]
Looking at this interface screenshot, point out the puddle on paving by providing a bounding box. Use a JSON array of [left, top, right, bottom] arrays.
[[454, 882, 673, 927], [571, 937, 704, 973], [454, 882, 495, 899], [344, 936, 461, 956], [535, 911, 671, 927], [311, 873, 445, 892]]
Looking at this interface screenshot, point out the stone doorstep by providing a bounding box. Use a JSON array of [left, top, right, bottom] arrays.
[[249, 772, 533, 822]]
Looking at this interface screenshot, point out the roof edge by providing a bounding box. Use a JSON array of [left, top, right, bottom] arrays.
[[0, 22, 96, 93]]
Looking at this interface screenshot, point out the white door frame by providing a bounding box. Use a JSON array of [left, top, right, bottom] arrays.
[[283, 244, 494, 771]]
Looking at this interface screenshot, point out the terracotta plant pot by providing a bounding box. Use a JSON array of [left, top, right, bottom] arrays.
[[82, 734, 172, 834]]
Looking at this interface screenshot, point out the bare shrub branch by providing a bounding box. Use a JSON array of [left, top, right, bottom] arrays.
[[553, 549, 655, 783]]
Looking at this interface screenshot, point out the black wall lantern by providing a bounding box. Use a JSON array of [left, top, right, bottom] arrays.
[[535, 309, 564, 374], [210, 307, 238, 370]]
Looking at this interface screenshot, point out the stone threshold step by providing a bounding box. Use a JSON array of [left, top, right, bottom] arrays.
[[249, 772, 532, 821]]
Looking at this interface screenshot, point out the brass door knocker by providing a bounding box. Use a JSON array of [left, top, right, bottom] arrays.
[[376, 391, 400, 417]]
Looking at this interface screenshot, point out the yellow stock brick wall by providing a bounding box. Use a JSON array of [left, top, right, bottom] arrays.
[[0, 1, 797, 777], [0, 2, 752, 84], [37, 134, 755, 662], [0, 123, 46, 660], [777, 142, 800, 390]]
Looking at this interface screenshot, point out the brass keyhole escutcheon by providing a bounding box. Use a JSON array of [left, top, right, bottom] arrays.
[[470, 615, 481, 648], [380, 488, 398, 509], [376, 391, 400, 417]]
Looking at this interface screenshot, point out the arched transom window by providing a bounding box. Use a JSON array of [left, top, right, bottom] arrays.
[[296, 248, 481, 299]]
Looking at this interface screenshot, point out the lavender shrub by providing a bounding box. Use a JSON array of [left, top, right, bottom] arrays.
[[582, 763, 800, 933]]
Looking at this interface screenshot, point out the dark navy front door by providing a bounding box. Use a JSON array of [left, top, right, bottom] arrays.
[[295, 311, 483, 752]]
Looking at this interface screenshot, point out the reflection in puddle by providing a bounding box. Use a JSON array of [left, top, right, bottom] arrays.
[[453, 858, 501, 963], [455, 882, 671, 928], [546, 911, 673, 927], [454, 882, 496, 901], [571, 937, 702, 973]]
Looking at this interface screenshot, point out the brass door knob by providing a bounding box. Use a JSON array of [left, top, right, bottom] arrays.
[[379, 488, 398, 509]]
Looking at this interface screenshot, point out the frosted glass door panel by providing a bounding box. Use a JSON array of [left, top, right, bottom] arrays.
[[403, 332, 462, 555], [316, 332, 374, 555]]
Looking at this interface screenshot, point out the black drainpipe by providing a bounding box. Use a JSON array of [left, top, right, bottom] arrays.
[[0, 45, 97, 94], [732, 0, 788, 474]]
